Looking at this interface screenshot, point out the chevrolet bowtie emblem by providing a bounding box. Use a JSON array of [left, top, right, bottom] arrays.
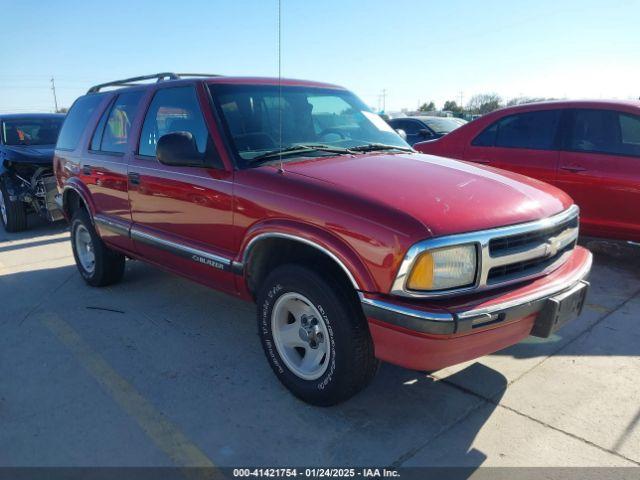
[[544, 238, 561, 257]]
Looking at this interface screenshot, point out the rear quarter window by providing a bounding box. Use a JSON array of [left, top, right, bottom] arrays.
[[56, 94, 105, 151]]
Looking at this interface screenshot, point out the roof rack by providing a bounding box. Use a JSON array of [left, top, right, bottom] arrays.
[[87, 72, 222, 93]]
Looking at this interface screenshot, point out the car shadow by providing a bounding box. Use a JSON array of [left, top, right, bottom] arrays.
[[1, 261, 506, 469], [0, 216, 67, 243]]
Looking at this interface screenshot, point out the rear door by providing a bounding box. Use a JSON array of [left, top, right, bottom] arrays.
[[128, 83, 236, 292], [82, 90, 144, 252], [463, 109, 562, 185], [557, 108, 640, 240]]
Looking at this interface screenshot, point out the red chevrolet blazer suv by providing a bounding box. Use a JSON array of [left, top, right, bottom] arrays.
[[54, 73, 592, 405], [414, 100, 640, 243]]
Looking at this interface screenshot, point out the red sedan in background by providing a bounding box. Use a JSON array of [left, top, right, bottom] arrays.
[[414, 100, 640, 243]]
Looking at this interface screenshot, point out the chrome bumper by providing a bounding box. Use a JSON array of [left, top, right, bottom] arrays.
[[361, 250, 592, 335]]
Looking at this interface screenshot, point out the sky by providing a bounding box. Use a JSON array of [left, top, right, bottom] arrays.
[[1, 0, 639, 113]]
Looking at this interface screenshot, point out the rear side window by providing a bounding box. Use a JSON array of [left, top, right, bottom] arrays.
[[569, 109, 640, 157], [138, 86, 210, 158], [56, 95, 104, 151], [91, 91, 143, 154], [472, 110, 560, 150]]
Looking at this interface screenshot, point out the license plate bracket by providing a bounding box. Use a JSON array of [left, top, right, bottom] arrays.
[[531, 281, 589, 338]]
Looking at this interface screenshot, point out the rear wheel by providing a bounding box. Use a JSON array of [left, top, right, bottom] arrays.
[[257, 264, 379, 406], [71, 209, 125, 286], [0, 181, 27, 232]]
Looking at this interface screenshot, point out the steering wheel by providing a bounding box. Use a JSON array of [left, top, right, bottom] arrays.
[[318, 128, 347, 140]]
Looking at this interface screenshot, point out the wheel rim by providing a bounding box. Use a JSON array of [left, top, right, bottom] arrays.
[[0, 192, 7, 225], [271, 292, 331, 381], [74, 224, 96, 274]]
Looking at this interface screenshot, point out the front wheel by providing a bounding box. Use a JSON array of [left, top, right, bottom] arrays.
[[71, 209, 125, 287], [0, 181, 27, 232], [257, 264, 379, 406]]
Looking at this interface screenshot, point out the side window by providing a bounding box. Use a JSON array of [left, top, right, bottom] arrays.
[[90, 98, 114, 151], [568, 109, 617, 154], [399, 120, 422, 135], [138, 86, 210, 158], [618, 113, 640, 156], [567, 109, 640, 157], [495, 110, 560, 150], [99, 91, 144, 153], [56, 95, 104, 151], [472, 122, 498, 147]]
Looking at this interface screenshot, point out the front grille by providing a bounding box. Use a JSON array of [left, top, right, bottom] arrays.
[[487, 243, 575, 284], [489, 216, 579, 256]]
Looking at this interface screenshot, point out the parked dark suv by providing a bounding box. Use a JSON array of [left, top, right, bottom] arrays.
[[55, 73, 591, 405], [388, 116, 465, 146], [0, 113, 65, 231]]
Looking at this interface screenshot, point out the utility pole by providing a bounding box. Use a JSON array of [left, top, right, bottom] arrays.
[[381, 89, 387, 112], [458, 91, 464, 108], [51, 77, 59, 112]]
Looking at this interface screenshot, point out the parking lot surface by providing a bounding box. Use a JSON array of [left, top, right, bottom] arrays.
[[1, 219, 639, 469]]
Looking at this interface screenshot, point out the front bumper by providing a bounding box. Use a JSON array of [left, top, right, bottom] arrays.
[[361, 246, 592, 371]]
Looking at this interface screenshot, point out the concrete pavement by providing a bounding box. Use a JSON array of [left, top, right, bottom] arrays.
[[1, 219, 639, 469]]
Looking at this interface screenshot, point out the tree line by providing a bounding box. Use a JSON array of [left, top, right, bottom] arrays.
[[417, 95, 557, 116]]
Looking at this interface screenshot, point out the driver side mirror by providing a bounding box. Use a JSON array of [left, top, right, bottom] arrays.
[[419, 128, 434, 138], [395, 129, 407, 140], [156, 131, 203, 166]]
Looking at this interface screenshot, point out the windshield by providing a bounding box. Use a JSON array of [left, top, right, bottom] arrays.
[[209, 84, 410, 167], [1, 117, 64, 146], [421, 117, 465, 134]]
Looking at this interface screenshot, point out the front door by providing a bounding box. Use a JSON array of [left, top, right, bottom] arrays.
[[464, 109, 562, 186], [128, 84, 236, 292]]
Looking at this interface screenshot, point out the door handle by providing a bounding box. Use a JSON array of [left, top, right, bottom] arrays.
[[473, 159, 491, 164], [561, 166, 587, 173], [128, 172, 140, 185], [82, 164, 92, 175]]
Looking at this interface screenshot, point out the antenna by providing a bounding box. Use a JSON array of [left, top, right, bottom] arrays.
[[277, 0, 284, 174], [51, 77, 59, 112]]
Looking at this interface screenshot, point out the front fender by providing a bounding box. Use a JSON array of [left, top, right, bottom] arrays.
[[236, 219, 377, 293]]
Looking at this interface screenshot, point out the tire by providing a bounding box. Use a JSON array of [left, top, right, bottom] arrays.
[[70, 209, 125, 287], [0, 180, 27, 232], [257, 264, 379, 406]]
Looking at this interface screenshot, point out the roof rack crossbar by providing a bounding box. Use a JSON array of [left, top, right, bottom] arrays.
[[175, 73, 223, 78], [87, 72, 181, 93], [87, 72, 224, 93]]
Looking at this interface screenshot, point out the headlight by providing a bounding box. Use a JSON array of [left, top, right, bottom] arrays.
[[406, 244, 477, 291]]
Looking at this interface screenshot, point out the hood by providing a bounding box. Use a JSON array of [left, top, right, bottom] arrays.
[[283, 152, 573, 237], [1, 145, 55, 165]]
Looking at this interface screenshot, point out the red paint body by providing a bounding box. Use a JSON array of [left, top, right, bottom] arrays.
[[414, 100, 640, 242], [55, 77, 593, 372]]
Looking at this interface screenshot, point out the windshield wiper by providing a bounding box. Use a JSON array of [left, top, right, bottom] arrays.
[[249, 144, 353, 164], [350, 143, 415, 153]]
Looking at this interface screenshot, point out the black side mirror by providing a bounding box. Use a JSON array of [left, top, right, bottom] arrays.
[[419, 128, 434, 138], [156, 131, 203, 166]]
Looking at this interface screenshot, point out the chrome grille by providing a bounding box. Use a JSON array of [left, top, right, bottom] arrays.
[[391, 205, 580, 298], [489, 216, 579, 256], [487, 243, 575, 284]]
